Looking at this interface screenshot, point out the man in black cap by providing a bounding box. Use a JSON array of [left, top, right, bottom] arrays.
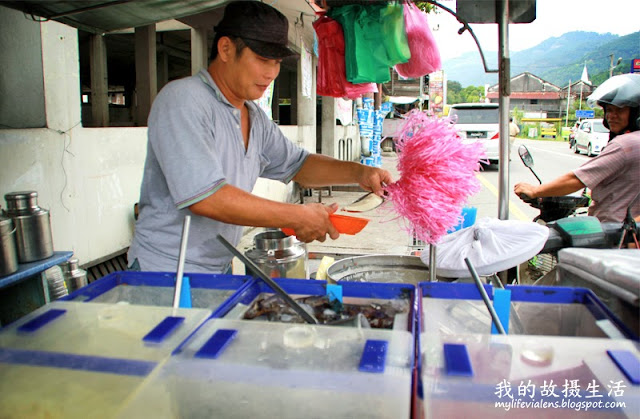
[[129, 1, 392, 274]]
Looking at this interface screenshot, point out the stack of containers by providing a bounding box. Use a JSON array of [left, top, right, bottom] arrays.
[[357, 99, 393, 168], [0, 271, 254, 416], [357, 98, 376, 166], [0, 300, 214, 417], [118, 277, 417, 418], [416, 282, 639, 418]]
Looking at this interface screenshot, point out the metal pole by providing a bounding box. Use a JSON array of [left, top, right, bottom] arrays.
[[565, 80, 571, 127], [497, 0, 511, 220], [429, 244, 437, 282], [465, 258, 506, 335], [172, 215, 191, 311]]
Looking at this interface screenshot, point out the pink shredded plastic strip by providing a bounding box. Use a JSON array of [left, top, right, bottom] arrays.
[[385, 110, 487, 244]]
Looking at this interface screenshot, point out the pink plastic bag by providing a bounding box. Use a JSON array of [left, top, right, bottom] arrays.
[[394, 3, 441, 78]]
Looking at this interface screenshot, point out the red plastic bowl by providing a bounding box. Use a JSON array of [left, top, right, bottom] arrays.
[[282, 214, 370, 236]]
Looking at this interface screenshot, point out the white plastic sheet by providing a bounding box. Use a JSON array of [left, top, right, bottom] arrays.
[[421, 217, 549, 277]]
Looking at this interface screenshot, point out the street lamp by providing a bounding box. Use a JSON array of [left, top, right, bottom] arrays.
[[609, 54, 623, 78]]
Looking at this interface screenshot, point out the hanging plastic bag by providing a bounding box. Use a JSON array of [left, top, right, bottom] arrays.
[[380, 2, 411, 66], [395, 2, 442, 78], [330, 4, 409, 84], [313, 14, 377, 98]]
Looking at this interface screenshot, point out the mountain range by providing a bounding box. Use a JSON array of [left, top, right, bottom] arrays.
[[443, 31, 640, 87]]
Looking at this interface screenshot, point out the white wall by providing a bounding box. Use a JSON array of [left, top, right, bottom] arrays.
[[0, 18, 149, 266], [0, 15, 311, 267]]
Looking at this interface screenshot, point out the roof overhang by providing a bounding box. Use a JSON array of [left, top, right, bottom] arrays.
[[1, 0, 318, 45]]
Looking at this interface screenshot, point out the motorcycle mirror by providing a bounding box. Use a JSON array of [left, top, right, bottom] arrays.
[[518, 144, 542, 184], [518, 145, 534, 168]]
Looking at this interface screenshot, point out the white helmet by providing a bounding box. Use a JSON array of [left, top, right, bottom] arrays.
[[587, 73, 640, 109]]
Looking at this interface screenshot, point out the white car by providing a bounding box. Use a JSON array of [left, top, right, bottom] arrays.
[[449, 103, 500, 164], [574, 119, 609, 156]]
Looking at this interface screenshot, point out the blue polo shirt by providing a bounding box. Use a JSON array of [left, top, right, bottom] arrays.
[[128, 69, 309, 273]]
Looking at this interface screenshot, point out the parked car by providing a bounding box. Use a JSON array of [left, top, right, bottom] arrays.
[[574, 119, 609, 156], [449, 103, 500, 164]]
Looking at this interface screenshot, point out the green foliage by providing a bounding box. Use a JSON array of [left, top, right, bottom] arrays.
[[447, 81, 485, 104], [414, 1, 437, 13], [512, 107, 524, 123]]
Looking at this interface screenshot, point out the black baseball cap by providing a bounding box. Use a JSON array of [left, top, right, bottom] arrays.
[[214, 1, 297, 59]]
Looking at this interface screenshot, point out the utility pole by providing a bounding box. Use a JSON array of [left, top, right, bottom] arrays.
[[609, 54, 622, 78]]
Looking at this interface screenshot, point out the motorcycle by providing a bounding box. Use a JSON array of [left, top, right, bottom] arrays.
[[517, 145, 590, 223], [515, 145, 638, 284]]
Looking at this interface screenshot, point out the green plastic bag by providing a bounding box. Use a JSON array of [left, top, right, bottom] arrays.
[[329, 3, 409, 84]]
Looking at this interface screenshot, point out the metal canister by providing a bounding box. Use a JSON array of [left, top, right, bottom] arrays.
[[4, 191, 54, 263], [44, 265, 68, 300], [245, 230, 307, 279], [0, 212, 19, 276], [60, 258, 88, 292]]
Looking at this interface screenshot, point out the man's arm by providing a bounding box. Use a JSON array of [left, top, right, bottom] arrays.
[[293, 154, 392, 196], [189, 184, 339, 243], [514, 172, 585, 199]]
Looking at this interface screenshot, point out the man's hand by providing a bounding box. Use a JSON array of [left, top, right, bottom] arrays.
[[357, 166, 392, 197], [287, 203, 340, 243], [514, 182, 538, 200]]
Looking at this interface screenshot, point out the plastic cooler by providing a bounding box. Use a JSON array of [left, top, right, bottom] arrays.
[[419, 334, 639, 418], [416, 282, 639, 419], [419, 282, 636, 339], [61, 271, 251, 315], [0, 300, 213, 417], [221, 277, 416, 333], [555, 248, 640, 338], [117, 318, 415, 418]]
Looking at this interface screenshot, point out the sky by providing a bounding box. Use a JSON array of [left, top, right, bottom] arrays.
[[429, 0, 640, 61]]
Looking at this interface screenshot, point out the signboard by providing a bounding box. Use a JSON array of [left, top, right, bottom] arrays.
[[576, 110, 595, 119], [632, 58, 640, 74], [428, 70, 445, 117]]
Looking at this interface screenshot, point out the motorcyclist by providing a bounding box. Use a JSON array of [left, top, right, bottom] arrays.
[[514, 74, 640, 223]]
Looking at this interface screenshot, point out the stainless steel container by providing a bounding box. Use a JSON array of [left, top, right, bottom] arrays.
[[245, 230, 307, 279], [0, 212, 19, 276], [61, 258, 88, 292], [45, 265, 68, 300], [327, 255, 430, 284], [4, 191, 54, 263]]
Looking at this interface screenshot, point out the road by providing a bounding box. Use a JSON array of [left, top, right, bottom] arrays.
[[469, 138, 592, 221]]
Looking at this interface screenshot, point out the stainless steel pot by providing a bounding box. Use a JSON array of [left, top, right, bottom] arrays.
[[61, 258, 88, 292], [327, 255, 430, 284], [4, 191, 54, 263], [0, 213, 19, 276], [245, 230, 307, 279]]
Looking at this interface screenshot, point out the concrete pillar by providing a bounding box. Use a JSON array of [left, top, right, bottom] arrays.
[[134, 25, 157, 126], [190, 26, 208, 75], [321, 97, 337, 159], [90, 34, 109, 127], [157, 51, 169, 91], [296, 51, 317, 150], [40, 20, 81, 132]]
